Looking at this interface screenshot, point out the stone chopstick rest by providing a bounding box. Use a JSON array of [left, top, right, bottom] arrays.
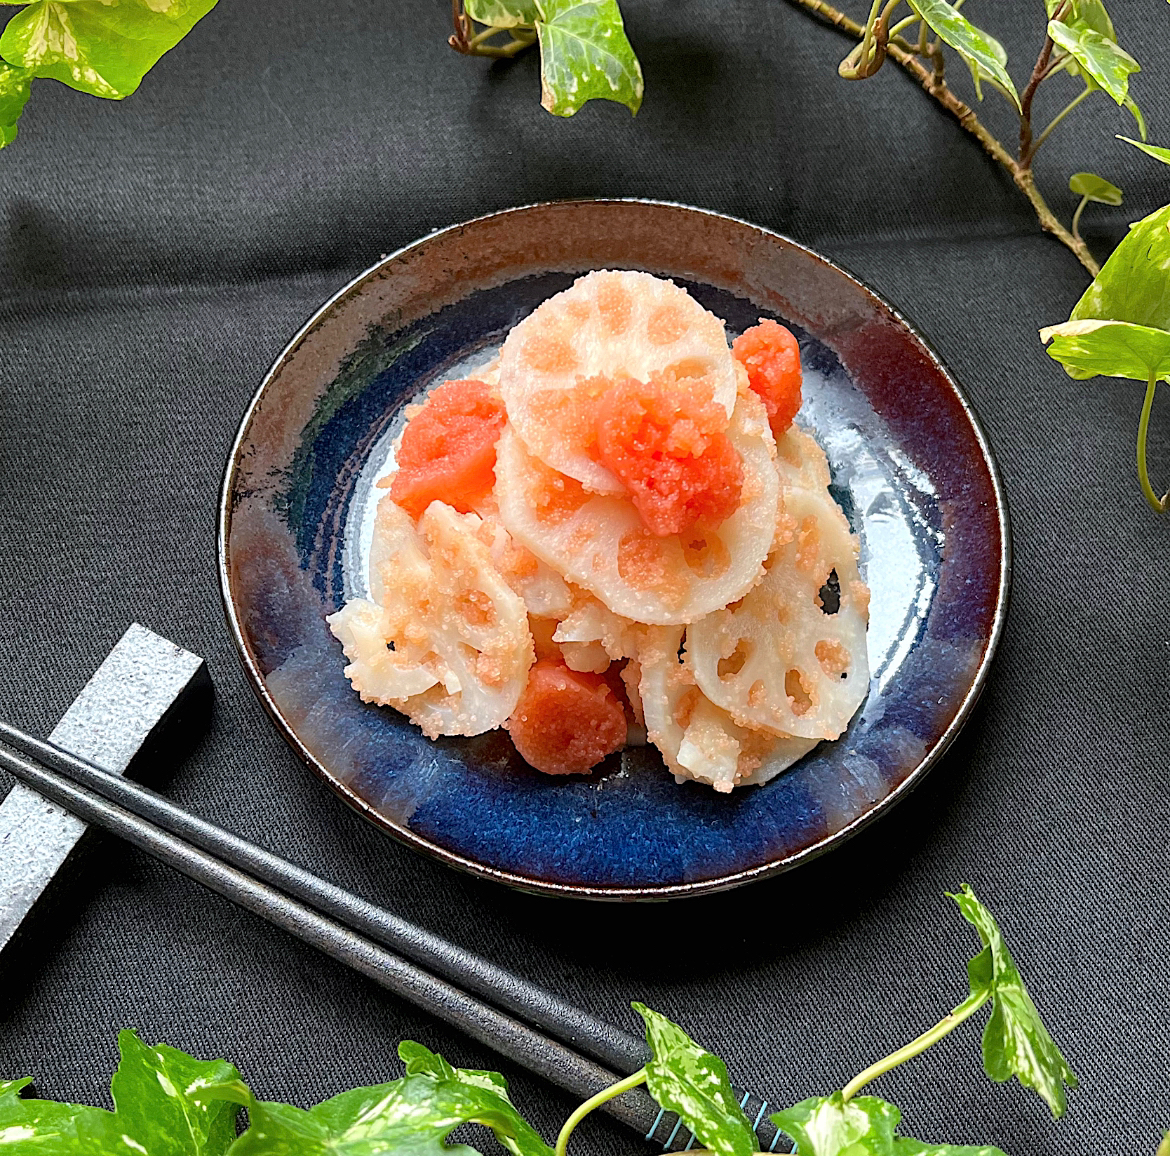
[[0, 623, 211, 956]]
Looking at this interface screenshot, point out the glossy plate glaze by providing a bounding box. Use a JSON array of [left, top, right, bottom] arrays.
[[219, 201, 1010, 900]]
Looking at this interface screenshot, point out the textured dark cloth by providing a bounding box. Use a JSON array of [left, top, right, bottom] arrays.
[[0, 2, 1167, 1153]]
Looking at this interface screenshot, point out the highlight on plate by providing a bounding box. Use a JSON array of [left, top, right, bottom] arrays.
[[327, 271, 870, 792]]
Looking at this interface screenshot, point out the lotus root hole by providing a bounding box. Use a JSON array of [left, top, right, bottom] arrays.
[[815, 639, 850, 679], [682, 533, 730, 578], [718, 640, 750, 679], [817, 568, 841, 614], [618, 530, 669, 590], [523, 333, 577, 374], [646, 304, 690, 346], [665, 357, 714, 382], [455, 590, 495, 629], [785, 668, 813, 715], [597, 282, 633, 336]]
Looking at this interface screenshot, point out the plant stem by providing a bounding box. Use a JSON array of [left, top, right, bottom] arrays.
[[780, 0, 1101, 275], [840, 990, 990, 1102], [554, 1068, 647, 1156], [1137, 369, 1166, 513], [1070, 193, 1089, 244], [1018, 8, 1065, 164], [1028, 85, 1092, 161]]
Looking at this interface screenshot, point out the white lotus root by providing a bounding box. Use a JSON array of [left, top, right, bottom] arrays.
[[638, 627, 818, 793], [328, 496, 533, 738], [497, 270, 739, 494], [493, 389, 780, 625], [687, 487, 870, 740]]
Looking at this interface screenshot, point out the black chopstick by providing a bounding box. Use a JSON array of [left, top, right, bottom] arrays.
[[0, 720, 649, 1077], [0, 735, 658, 1136], [0, 723, 788, 1153]]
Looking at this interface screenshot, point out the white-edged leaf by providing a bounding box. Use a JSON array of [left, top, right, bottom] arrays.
[[1048, 18, 1138, 104], [909, 0, 1019, 108]]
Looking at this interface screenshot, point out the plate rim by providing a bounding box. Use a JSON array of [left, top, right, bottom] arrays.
[[217, 197, 1013, 901]]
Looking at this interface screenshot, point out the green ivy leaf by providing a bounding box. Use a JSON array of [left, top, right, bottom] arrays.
[[0, 0, 220, 99], [1119, 134, 1170, 165], [1046, 0, 1115, 39], [907, 0, 1019, 109], [1048, 18, 1139, 104], [632, 1003, 757, 1156], [104, 1030, 244, 1156], [0, 1076, 106, 1149], [396, 1042, 554, 1156], [465, 0, 539, 29], [0, 58, 31, 147], [1069, 171, 1122, 204], [534, 0, 642, 117], [225, 1047, 550, 1156], [771, 1095, 1005, 1156], [1157, 1132, 1170, 1156], [948, 886, 1078, 1118]]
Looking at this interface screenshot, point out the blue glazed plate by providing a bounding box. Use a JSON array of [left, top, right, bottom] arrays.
[[219, 201, 1010, 899]]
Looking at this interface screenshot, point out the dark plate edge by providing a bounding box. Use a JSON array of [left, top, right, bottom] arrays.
[[216, 198, 1014, 902]]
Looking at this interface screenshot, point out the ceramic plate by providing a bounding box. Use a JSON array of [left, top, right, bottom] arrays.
[[219, 200, 1010, 900]]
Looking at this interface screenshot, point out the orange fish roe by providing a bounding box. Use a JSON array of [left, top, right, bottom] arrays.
[[506, 658, 628, 776], [732, 320, 802, 438], [388, 379, 506, 519], [596, 375, 743, 537]]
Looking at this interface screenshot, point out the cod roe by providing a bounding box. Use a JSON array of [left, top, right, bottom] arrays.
[[732, 320, 802, 438], [506, 658, 627, 776], [596, 374, 744, 538], [388, 378, 506, 518]]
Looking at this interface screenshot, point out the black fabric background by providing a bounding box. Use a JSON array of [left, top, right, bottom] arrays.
[[0, 2, 1167, 1152]]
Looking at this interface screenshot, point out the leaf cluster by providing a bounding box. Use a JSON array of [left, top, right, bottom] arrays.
[[0, 888, 1085, 1156], [0, 0, 220, 147]]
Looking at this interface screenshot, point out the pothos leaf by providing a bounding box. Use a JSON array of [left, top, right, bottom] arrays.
[[907, 0, 1020, 109], [534, 0, 643, 117], [0, 58, 31, 147], [1158, 1132, 1170, 1156], [1067, 202, 1170, 331], [1119, 134, 1170, 166], [0, 0, 220, 100], [1069, 171, 1122, 204], [771, 1095, 1006, 1156], [949, 885, 1078, 1118], [465, 0, 539, 29], [632, 1003, 758, 1156], [1039, 319, 1170, 382], [1048, 18, 1139, 105]]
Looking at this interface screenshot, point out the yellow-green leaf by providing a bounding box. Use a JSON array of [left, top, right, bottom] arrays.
[[1041, 319, 1170, 383], [0, 0, 220, 99], [1119, 135, 1170, 166], [0, 58, 31, 146], [1069, 171, 1122, 205]]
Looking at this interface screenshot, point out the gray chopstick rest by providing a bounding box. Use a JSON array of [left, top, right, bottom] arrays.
[[0, 623, 211, 955]]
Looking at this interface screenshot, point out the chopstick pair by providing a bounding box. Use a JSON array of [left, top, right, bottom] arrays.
[[0, 721, 787, 1152]]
